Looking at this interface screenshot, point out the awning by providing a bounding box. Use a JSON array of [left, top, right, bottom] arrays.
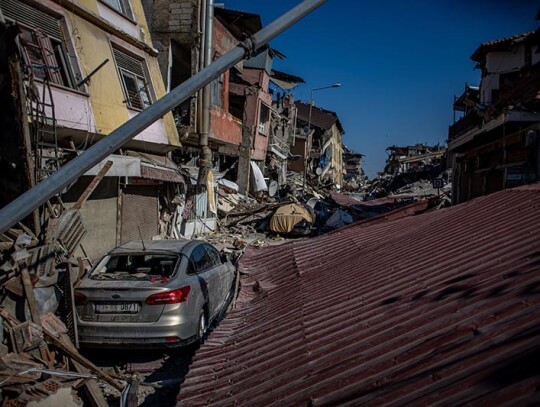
[[140, 163, 185, 183], [84, 155, 141, 177], [84, 153, 184, 183]]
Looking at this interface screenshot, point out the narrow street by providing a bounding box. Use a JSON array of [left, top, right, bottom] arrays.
[[0, 0, 540, 405]]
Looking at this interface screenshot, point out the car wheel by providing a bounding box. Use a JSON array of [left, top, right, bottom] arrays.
[[197, 310, 207, 343]]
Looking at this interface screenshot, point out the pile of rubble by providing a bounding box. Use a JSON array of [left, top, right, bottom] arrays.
[[0, 230, 129, 406], [0, 166, 141, 405], [199, 169, 446, 256], [364, 167, 451, 203]]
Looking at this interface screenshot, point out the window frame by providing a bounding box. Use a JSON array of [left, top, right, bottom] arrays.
[[203, 244, 222, 268], [258, 102, 271, 135], [99, 0, 133, 20], [211, 73, 224, 108], [187, 244, 218, 275], [8, 21, 76, 89], [112, 46, 153, 111]]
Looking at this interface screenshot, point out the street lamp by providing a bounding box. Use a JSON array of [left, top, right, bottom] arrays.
[[307, 83, 341, 131], [304, 82, 341, 193]]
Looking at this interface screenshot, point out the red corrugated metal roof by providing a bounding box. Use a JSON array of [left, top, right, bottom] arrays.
[[177, 183, 540, 406], [328, 191, 362, 206]]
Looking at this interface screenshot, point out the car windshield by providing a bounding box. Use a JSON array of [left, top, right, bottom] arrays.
[[90, 253, 180, 281]]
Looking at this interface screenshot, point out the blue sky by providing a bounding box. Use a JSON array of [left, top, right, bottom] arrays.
[[224, 0, 539, 178]]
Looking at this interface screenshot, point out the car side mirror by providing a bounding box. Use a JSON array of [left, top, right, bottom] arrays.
[[220, 253, 229, 264]]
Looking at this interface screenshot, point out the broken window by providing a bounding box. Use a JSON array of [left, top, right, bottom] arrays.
[[258, 103, 270, 135], [90, 253, 179, 280], [100, 0, 133, 19], [211, 73, 224, 108], [112, 47, 152, 110], [1, 0, 76, 88]]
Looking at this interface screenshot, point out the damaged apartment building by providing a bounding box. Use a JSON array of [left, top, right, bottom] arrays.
[[291, 101, 345, 188], [448, 28, 540, 204], [141, 0, 302, 204], [384, 144, 446, 175], [0, 0, 187, 261]]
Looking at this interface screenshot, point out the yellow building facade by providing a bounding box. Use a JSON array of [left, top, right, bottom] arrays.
[[0, 0, 179, 151]]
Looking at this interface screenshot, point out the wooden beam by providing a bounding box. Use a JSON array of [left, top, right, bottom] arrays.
[[73, 160, 113, 210]]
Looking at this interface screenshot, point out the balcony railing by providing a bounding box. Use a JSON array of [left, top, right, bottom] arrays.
[[448, 112, 482, 141]]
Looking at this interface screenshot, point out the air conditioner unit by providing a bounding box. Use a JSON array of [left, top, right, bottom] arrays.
[[258, 123, 265, 133]]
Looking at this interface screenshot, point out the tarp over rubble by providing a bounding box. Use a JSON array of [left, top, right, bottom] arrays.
[[269, 203, 313, 233]]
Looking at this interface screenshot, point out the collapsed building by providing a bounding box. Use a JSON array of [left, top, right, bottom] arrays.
[[365, 143, 448, 201], [141, 1, 302, 205], [384, 143, 446, 175], [342, 146, 366, 191]]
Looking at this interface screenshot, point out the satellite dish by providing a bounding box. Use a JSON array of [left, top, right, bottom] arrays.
[[315, 167, 323, 176], [268, 181, 278, 197], [303, 126, 310, 135]]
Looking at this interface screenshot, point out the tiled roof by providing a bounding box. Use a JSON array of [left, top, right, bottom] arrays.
[[471, 30, 538, 61], [177, 183, 540, 406], [214, 8, 262, 40], [295, 102, 344, 133]]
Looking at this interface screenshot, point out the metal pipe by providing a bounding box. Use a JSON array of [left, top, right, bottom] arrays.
[[197, 0, 214, 185], [0, 0, 327, 234], [202, 0, 214, 135], [196, 0, 206, 133]]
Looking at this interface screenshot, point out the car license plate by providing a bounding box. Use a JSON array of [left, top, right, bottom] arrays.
[[95, 302, 139, 314]]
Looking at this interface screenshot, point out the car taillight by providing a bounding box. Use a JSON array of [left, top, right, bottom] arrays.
[[74, 291, 88, 305], [145, 286, 191, 305]]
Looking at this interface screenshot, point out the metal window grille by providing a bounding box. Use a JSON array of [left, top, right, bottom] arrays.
[[0, 0, 74, 87]]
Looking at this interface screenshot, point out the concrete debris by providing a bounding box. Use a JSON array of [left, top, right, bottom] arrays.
[[193, 163, 448, 264]]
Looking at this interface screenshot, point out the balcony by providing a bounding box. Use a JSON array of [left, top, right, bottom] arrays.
[[448, 112, 482, 141]]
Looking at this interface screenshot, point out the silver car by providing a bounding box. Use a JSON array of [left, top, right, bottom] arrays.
[[74, 239, 235, 348]]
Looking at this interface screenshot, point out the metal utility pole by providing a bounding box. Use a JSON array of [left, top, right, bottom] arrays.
[[0, 0, 327, 234], [198, 0, 214, 186]]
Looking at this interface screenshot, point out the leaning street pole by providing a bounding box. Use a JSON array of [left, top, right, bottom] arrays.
[[0, 0, 327, 234]]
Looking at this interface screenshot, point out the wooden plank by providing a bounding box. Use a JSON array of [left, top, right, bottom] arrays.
[[20, 266, 53, 367], [43, 330, 124, 391], [72, 360, 109, 407], [20, 268, 40, 323], [126, 376, 140, 407], [73, 160, 113, 210]]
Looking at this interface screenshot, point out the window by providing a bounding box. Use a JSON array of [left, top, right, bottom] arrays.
[[0, 0, 76, 88], [188, 245, 218, 274], [89, 253, 179, 280], [101, 0, 133, 19], [112, 47, 152, 110], [211, 73, 224, 108], [258, 103, 270, 135], [204, 245, 221, 268]]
